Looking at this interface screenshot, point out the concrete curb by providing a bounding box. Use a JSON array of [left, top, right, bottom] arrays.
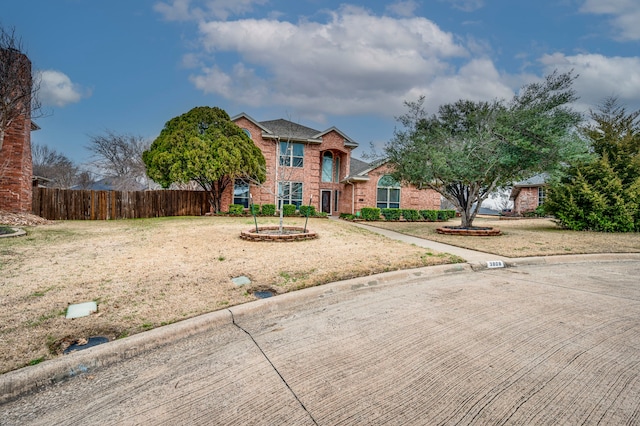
[[2, 253, 638, 403], [0, 263, 470, 404]]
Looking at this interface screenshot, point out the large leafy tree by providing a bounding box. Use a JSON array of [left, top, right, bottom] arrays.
[[143, 106, 266, 213], [545, 98, 640, 231], [385, 71, 586, 228]]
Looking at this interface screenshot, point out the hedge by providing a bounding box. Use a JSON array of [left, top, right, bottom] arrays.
[[250, 204, 260, 215], [228, 204, 244, 215], [381, 208, 402, 221], [299, 205, 316, 217], [420, 210, 438, 221], [402, 209, 421, 221], [360, 207, 381, 221], [262, 204, 276, 216], [283, 204, 297, 216]]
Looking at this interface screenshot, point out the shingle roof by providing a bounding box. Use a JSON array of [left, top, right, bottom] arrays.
[[349, 158, 371, 176], [259, 119, 321, 140], [513, 173, 549, 187]]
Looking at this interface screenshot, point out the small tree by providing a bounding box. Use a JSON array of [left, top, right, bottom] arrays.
[[32, 143, 78, 188], [545, 98, 640, 231], [87, 130, 150, 190], [385, 71, 586, 228], [143, 106, 266, 213]]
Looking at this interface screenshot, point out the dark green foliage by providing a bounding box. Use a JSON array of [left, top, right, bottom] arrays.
[[385, 71, 586, 228], [282, 204, 297, 216], [402, 209, 421, 221], [546, 98, 640, 232], [420, 210, 438, 221], [360, 207, 381, 221], [143, 106, 266, 213], [339, 213, 355, 220], [381, 208, 402, 221], [299, 205, 316, 217], [437, 210, 450, 221], [250, 204, 260, 215], [261, 204, 276, 216], [228, 204, 244, 215]]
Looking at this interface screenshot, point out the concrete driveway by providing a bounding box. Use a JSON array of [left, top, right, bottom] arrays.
[[2, 258, 640, 425]]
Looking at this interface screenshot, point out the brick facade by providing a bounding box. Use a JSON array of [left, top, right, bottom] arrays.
[[513, 187, 541, 214], [229, 114, 441, 215], [0, 50, 33, 213]]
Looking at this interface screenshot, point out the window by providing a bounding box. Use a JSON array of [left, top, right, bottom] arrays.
[[538, 187, 546, 206], [334, 190, 339, 212], [242, 128, 251, 139], [279, 142, 304, 167], [322, 152, 333, 182], [334, 156, 340, 182], [377, 175, 400, 209], [278, 181, 303, 208], [233, 179, 250, 208]]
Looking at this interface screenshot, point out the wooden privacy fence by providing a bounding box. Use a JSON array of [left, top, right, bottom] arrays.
[[32, 188, 211, 220]]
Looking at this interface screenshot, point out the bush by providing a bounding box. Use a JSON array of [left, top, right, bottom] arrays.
[[250, 204, 260, 215], [299, 205, 316, 217], [283, 204, 297, 216], [381, 208, 402, 221], [339, 213, 355, 220], [360, 207, 381, 221], [261, 204, 276, 216], [228, 204, 244, 215], [420, 210, 438, 221], [402, 209, 421, 221], [437, 210, 455, 221]]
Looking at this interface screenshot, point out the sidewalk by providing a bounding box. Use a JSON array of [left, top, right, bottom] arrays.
[[349, 222, 509, 264]]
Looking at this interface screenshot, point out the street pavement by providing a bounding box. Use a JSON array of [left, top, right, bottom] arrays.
[[2, 226, 640, 425]]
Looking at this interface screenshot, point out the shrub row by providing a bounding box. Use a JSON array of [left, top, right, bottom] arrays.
[[228, 203, 323, 217], [346, 208, 455, 221]]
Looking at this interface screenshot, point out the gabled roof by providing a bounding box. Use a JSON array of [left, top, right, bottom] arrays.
[[342, 158, 388, 183], [231, 113, 358, 147], [313, 126, 358, 148], [510, 173, 549, 200]]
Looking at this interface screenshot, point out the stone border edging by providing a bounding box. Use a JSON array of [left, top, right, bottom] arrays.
[[0, 227, 26, 238], [240, 226, 318, 241]]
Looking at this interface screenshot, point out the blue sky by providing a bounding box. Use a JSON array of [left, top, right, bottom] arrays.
[[4, 0, 640, 165]]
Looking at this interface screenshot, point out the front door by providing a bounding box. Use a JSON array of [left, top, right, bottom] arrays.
[[321, 190, 331, 214]]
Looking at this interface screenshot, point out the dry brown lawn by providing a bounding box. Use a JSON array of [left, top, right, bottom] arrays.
[[0, 216, 458, 374], [369, 216, 640, 257]]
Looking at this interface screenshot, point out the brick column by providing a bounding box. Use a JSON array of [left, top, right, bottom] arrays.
[[0, 50, 33, 213]]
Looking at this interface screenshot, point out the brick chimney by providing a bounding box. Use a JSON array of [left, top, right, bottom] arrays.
[[0, 48, 33, 213]]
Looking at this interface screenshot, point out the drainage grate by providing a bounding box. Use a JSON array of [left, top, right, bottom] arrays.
[[254, 291, 274, 299], [63, 336, 110, 354], [486, 260, 505, 269]]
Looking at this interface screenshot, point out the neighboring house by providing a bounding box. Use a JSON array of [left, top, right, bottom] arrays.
[[228, 113, 441, 215], [510, 173, 548, 214]]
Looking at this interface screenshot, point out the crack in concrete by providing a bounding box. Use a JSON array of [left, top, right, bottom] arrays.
[[228, 309, 319, 426]]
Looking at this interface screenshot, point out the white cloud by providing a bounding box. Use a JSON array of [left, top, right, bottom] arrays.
[[539, 53, 640, 111], [580, 0, 640, 41], [154, 0, 268, 21], [36, 70, 88, 107], [190, 5, 483, 117], [385, 1, 419, 17], [440, 0, 485, 12]]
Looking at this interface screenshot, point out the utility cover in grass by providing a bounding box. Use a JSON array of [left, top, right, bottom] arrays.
[[232, 276, 251, 286], [66, 301, 98, 319]]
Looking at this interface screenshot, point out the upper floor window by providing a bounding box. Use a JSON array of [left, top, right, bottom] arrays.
[[242, 128, 251, 139], [322, 152, 333, 182], [377, 175, 400, 209], [322, 151, 341, 182], [279, 142, 304, 167]]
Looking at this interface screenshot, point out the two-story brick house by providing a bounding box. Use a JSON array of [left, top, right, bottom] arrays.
[[227, 113, 440, 215]]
